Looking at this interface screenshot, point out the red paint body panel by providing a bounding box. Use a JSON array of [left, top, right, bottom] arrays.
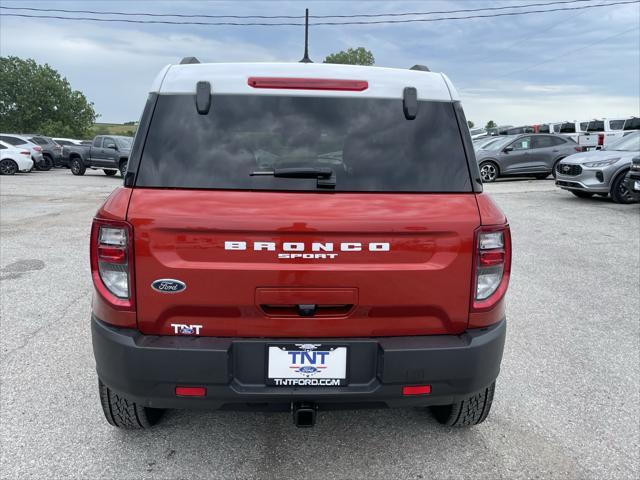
[[126, 189, 483, 337], [475, 193, 507, 226], [96, 186, 132, 220]]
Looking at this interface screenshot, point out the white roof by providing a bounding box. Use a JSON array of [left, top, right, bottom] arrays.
[[151, 62, 459, 102]]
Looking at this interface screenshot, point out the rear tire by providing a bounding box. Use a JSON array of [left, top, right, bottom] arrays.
[[479, 161, 499, 183], [430, 382, 495, 427], [571, 190, 594, 199], [103, 169, 117, 176], [119, 160, 128, 178], [36, 156, 53, 171], [0, 159, 18, 175], [98, 380, 164, 429], [610, 170, 635, 204], [70, 157, 86, 176]]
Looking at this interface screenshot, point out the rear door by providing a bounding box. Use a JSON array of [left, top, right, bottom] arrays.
[[101, 137, 119, 167], [90, 137, 104, 164], [128, 92, 480, 338], [530, 135, 559, 170]]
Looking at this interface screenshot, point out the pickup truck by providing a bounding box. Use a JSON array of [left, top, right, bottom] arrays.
[[576, 118, 640, 150], [66, 135, 132, 177]]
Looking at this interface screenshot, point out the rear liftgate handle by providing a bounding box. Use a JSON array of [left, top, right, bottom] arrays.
[[297, 304, 317, 317]]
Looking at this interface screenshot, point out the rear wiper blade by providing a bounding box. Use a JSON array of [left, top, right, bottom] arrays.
[[251, 167, 336, 188]]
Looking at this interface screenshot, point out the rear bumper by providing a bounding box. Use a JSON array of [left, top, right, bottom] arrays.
[[91, 315, 506, 409]]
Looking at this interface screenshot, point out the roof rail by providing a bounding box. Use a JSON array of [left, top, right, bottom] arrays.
[[410, 64, 430, 72], [179, 57, 200, 65]]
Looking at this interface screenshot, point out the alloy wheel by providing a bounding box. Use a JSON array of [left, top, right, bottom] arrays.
[[480, 163, 498, 182], [0, 159, 18, 175]]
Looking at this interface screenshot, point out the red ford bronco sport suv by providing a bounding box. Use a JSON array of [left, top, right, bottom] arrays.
[[91, 59, 511, 429]]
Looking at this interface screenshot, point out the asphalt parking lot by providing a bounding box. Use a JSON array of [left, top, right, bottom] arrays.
[[1, 169, 638, 479]]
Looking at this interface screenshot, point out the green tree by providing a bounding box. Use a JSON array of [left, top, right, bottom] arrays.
[[467, 120, 475, 128], [485, 120, 497, 129], [323, 47, 375, 66], [0, 56, 97, 137]]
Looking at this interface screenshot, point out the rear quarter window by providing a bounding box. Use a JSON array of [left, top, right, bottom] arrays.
[[136, 95, 472, 192], [0, 136, 26, 146]]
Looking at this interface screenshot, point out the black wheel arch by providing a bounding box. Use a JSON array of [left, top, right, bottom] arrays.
[[479, 158, 500, 172]]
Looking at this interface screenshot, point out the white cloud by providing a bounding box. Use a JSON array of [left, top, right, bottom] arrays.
[[0, 18, 280, 121], [460, 81, 640, 126], [1, 0, 638, 125]]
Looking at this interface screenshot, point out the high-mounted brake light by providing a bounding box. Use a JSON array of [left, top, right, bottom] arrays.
[[90, 218, 135, 310], [247, 77, 368, 91], [471, 225, 511, 312]]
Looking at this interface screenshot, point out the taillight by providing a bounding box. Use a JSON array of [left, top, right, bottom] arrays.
[[20, 150, 30, 156], [471, 226, 511, 312], [575, 146, 584, 152], [597, 133, 605, 146], [90, 218, 135, 310], [33, 146, 42, 152], [247, 77, 368, 91]]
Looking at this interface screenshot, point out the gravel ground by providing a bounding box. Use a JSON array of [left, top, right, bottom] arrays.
[[1, 169, 638, 479]]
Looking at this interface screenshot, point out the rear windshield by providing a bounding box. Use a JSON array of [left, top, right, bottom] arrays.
[[559, 123, 576, 133], [137, 95, 472, 192], [586, 121, 604, 132], [624, 118, 640, 131]]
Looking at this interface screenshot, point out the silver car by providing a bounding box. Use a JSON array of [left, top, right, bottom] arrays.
[[555, 131, 640, 203], [476, 134, 581, 182]]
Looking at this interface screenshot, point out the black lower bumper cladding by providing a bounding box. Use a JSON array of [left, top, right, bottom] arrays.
[[91, 315, 506, 409]]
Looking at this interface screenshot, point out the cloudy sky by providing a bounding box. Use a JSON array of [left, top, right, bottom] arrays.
[[1, 0, 638, 126]]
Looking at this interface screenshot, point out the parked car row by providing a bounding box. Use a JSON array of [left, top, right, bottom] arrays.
[[474, 133, 582, 182], [0, 133, 93, 175], [471, 130, 640, 204], [0, 132, 133, 178], [471, 116, 640, 150], [0, 134, 49, 171]]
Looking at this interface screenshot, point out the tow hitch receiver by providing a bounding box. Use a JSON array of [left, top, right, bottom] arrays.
[[292, 402, 317, 428]]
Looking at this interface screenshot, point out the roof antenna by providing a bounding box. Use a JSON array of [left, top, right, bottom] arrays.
[[299, 8, 312, 63]]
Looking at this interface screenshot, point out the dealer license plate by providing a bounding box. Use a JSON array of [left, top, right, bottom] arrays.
[[267, 344, 347, 386]]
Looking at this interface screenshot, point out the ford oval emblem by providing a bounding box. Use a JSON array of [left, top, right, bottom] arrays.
[[151, 279, 186, 293], [298, 366, 318, 374]]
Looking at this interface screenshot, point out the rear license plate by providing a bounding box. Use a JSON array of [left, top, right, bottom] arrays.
[[267, 344, 347, 386], [634, 180, 640, 192]]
